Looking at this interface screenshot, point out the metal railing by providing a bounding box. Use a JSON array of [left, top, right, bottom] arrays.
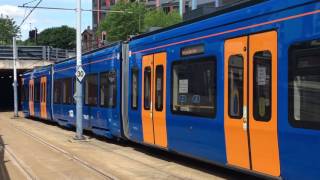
[[0, 45, 75, 61]]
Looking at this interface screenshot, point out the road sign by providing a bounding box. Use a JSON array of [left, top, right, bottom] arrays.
[[76, 66, 86, 82]]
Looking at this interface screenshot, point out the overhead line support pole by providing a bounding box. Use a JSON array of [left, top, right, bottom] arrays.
[[179, 0, 183, 17], [13, 36, 19, 118], [75, 0, 84, 140]]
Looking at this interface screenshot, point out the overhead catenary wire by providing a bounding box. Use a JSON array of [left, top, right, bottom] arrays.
[[18, 5, 133, 13], [19, 0, 43, 28], [22, 0, 41, 23]]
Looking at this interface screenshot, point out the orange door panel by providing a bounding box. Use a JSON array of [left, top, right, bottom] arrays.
[[248, 31, 280, 176], [224, 36, 250, 169], [153, 52, 167, 148], [29, 79, 34, 116], [40, 77, 47, 119], [142, 55, 155, 144]]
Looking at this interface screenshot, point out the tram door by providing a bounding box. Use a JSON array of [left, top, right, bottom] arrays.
[[141, 52, 167, 148], [224, 31, 280, 176], [40, 77, 47, 119], [29, 79, 34, 116]]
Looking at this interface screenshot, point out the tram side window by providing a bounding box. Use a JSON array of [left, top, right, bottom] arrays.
[[289, 40, 320, 129], [21, 84, 28, 102], [73, 78, 77, 104], [155, 65, 164, 111], [84, 74, 98, 106], [54, 80, 62, 104], [144, 67, 152, 110], [228, 55, 244, 119], [131, 68, 139, 109], [172, 58, 216, 118], [34, 80, 40, 103], [253, 51, 272, 122], [100, 71, 117, 108], [62, 78, 73, 104], [41, 82, 44, 103]]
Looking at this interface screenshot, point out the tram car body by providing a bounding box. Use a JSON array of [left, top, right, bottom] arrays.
[[22, 65, 53, 121], [52, 42, 123, 138], [21, 0, 320, 179], [21, 72, 31, 117], [126, 0, 320, 179]]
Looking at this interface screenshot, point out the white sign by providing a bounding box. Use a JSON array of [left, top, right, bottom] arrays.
[[179, 79, 188, 93], [75, 66, 86, 82], [257, 66, 267, 86]]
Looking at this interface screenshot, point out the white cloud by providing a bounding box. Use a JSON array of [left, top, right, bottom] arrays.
[[0, 5, 25, 18]]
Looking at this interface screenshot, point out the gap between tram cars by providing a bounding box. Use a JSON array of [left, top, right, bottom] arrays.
[[21, 0, 320, 179]]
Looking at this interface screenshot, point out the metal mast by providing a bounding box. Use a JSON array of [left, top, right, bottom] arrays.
[[75, 0, 84, 139], [13, 36, 18, 118]]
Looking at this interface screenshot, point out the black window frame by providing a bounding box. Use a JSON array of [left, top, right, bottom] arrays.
[[144, 66, 152, 110], [84, 73, 98, 106], [288, 40, 320, 130], [155, 65, 164, 111], [170, 56, 217, 118], [61, 78, 73, 105], [228, 54, 244, 119], [253, 50, 272, 122], [131, 67, 139, 110], [53, 79, 62, 104], [99, 70, 117, 108], [34, 79, 41, 103]]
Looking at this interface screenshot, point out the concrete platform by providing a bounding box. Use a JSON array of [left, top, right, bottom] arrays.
[[0, 112, 256, 180]]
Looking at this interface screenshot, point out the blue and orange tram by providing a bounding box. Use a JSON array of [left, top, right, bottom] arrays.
[[21, 0, 320, 179]]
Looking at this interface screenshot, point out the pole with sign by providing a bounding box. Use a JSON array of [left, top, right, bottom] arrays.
[[13, 36, 19, 118], [75, 0, 84, 140]]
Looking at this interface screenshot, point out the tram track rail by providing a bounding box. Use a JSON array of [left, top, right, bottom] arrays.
[[9, 122, 118, 180], [3, 145, 37, 180], [85, 140, 187, 180], [13, 119, 189, 180]]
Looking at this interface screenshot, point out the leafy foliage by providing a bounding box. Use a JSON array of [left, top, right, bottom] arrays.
[[98, 2, 182, 42], [36, 25, 76, 49], [143, 10, 182, 32], [98, 1, 147, 42], [0, 15, 20, 45]]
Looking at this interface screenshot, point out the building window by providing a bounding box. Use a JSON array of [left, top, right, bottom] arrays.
[[84, 74, 98, 106], [144, 67, 151, 110], [228, 55, 244, 119], [131, 68, 139, 109], [253, 51, 272, 122], [289, 40, 320, 129], [100, 71, 117, 108], [155, 65, 164, 111], [172, 58, 216, 118]]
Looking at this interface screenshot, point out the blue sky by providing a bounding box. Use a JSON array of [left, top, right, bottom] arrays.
[[0, 0, 92, 40]]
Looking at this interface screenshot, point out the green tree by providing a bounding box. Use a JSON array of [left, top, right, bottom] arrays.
[[35, 25, 76, 49], [0, 15, 20, 45], [98, 1, 147, 42], [143, 10, 182, 32]]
